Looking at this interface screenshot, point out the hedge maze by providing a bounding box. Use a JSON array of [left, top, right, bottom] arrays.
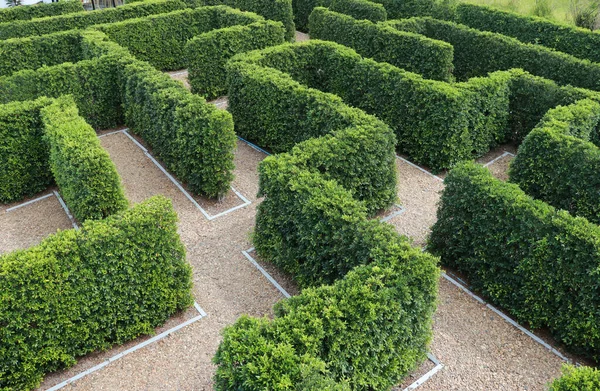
[[3, 0, 600, 389]]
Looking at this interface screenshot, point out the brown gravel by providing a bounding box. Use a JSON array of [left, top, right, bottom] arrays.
[[486, 154, 514, 181], [0, 191, 72, 255], [247, 248, 301, 297], [167, 69, 190, 90], [295, 31, 310, 42], [394, 358, 436, 390]]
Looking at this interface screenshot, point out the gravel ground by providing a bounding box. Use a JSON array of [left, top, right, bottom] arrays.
[[0, 191, 72, 254]]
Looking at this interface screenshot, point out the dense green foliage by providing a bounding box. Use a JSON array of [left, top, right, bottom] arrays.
[[0, 0, 82, 23], [0, 30, 82, 77], [0, 196, 193, 391], [42, 96, 127, 222], [123, 59, 236, 198], [0, 98, 53, 202], [227, 58, 397, 212], [204, 0, 295, 40], [0, 0, 186, 40], [328, 0, 387, 22], [429, 162, 600, 360], [95, 5, 264, 70], [510, 99, 600, 225], [386, 17, 600, 91], [308, 7, 453, 81], [186, 20, 285, 98], [0, 30, 236, 198], [455, 3, 600, 64], [549, 365, 600, 391]]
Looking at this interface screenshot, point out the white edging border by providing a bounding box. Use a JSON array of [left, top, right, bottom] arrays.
[[402, 353, 444, 391], [483, 151, 515, 167], [101, 129, 251, 221], [442, 272, 570, 362], [396, 155, 444, 182], [242, 248, 291, 298], [44, 302, 207, 391], [381, 204, 405, 222], [5, 191, 78, 229]]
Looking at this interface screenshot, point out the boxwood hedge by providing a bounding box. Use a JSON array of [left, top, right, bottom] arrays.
[[328, 0, 387, 22], [549, 365, 600, 391], [185, 20, 286, 98], [94, 5, 265, 70], [429, 162, 600, 360], [455, 3, 600, 64], [308, 7, 454, 81], [510, 99, 600, 225], [0, 0, 186, 40], [0, 98, 53, 203], [0, 0, 83, 23], [386, 17, 600, 91], [42, 96, 128, 222], [0, 196, 193, 391]]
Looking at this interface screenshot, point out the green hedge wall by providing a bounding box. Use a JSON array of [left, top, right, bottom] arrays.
[[308, 7, 453, 81], [204, 0, 295, 40], [0, 196, 193, 391], [42, 96, 128, 222], [123, 59, 236, 198], [0, 0, 186, 40], [227, 59, 396, 212], [549, 365, 600, 391], [185, 20, 285, 98], [386, 17, 600, 92], [0, 0, 83, 23], [456, 3, 600, 64], [328, 0, 387, 22], [0, 30, 82, 77], [510, 99, 600, 225], [0, 98, 53, 203], [95, 6, 264, 71], [429, 162, 600, 360]]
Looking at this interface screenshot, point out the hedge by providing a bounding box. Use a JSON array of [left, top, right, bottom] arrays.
[[0, 0, 187, 40], [510, 99, 600, 225], [308, 7, 453, 81], [0, 98, 53, 203], [548, 365, 600, 391], [185, 20, 285, 98], [0, 196, 193, 391], [293, 0, 452, 31], [122, 59, 236, 198], [95, 5, 265, 71], [0, 30, 82, 77], [0, 0, 83, 23], [0, 30, 236, 198], [429, 162, 600, 360], [227, 59, 396, 213], [204, 0, 295, 41], [42, 96, 128, 222], [455, 3, 600, 64], [386, 17, 600, 92], [328, 0, 387, 22], [216, 158, 438, 389]]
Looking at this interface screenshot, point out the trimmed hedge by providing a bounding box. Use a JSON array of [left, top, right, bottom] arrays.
[[0, 0, 83, 23], [456, 3, 600, 64], [204, 0, 295, 41], [42, 96, 128, 222], [185, 20, 286, 98], [216, 157, 438, 389], [329, 0, 387, 22], [0, 0, 187, 40], [510, 99, 600, 225], [227, 59, 397, 213], [0, 196, 193, 391], [549, 365, 600, 391], [0, 30, 82, 77], [386, 17, 600, 91], [0, 98, 53, 203], [308, 7, 453, 81], [95, 5, 265, 71], [123, 59, 236, 198], [429, 162, 600, 360]]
